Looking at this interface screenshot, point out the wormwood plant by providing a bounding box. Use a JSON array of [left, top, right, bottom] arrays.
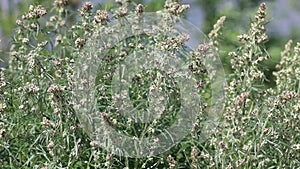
[[0, 0, 299, 168]]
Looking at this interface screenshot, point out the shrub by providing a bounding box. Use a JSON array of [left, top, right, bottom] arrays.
[[0, 0, 299, 168]]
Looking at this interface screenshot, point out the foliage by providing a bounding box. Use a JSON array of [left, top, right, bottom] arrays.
[[0, 0, 299, 168]]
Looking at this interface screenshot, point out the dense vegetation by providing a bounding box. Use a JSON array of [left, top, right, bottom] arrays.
[[0, 0, 299, 168]]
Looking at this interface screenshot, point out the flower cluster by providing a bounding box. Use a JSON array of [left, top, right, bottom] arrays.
[[135, 4, 144, 14], [229, 2, 269, 86], [157, 33, 190, 51], [54, 0, 69, 7], [273, 41, 300, 92], [22, 5, 47, 20], [0, 122, 5, 138], [208, 16, 226, 40], [190, 146, 199, 168], [237, 3, 268, 44], [167, 155, 177, 169], [206, 3, 300, 168], [47, 84, 62, 94], [75, 37, 85, 48], [164, 1, 190, 16], [81, 1, 93, 13], [208, 16, 226, 49], [116, 6, 128, 17], [94, 10, 109, 24]]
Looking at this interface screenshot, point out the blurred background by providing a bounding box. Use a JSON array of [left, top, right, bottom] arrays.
[[0, 0, 299, 86]]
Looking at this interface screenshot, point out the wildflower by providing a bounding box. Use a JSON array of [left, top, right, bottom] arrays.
[[291, 144, 300, 150], [80, 2, 93, 16], [135, 4, 144, 14], [228, 2, 269, 86], [274, 41, 300, 92], [75, 38, 85, 48], [35, 5, 47, 17], [118, 7, 128, 17], [41, 117, 55, 128], [90, 140, 100, 147], [236, 158, 245, 167], [32, 5, 47, 19], [22, 5, 47, 20], [22, 38, 29, 44], [0, 122, 6, 138], [256, 2, 266, 20], [25, 82, 40, 93], [137, 43, 145, 49], [53, 107, 60, 114], [104, 153, 112, 167], [250, 2, 268, 44], [234, 92, 250, 105], [81, 2, 93, 12], [50, 16, 58, 22], [0, 103, 6, 114], [53, 58, 61, 68], [0, 81, 6, 88], [191, 121, 199, 134], [38, 41, 48, 47], [47, 140, 55, 156], [47, 84, 61, 94], [237, 34, 250, 43], [279, 90, 297, 103], [16, 19, 22, 26], [164, 1, 190, 16], [54, 0, 68, 7], [219, 141, 226, 149], [190, 146, 199, 163], [55, 35, 62, 45], [208, 16, 226, 40], [167, 155, 177, 169], [94, 10, 109, 24], [197, 44, 211, 52], [19, 105, 24, 109], [58, 20, 65, 27]]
